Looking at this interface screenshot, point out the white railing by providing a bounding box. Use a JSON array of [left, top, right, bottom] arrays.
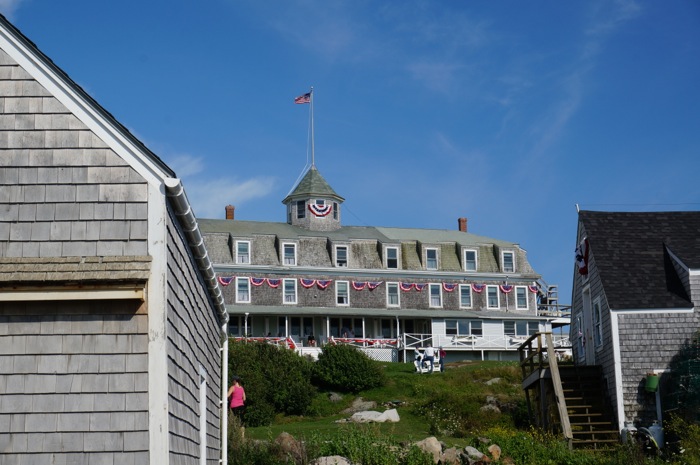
[[403, 333, 570, 351]]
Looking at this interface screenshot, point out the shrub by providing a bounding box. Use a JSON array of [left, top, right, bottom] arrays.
[[313, 343, 385, 393], [228, 341, 316, 426]]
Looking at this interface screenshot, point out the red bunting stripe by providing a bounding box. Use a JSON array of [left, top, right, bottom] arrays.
[[528, 285, 539, 293], [400, 282, 414, 292], [317, 280, 332, 289], [414, 283, 427, 292], [471, 284, 485, 293], [300, 278, 316, 288], [250, 277, 266, 286], [500, 285, 513, 293], [352, 282, 367, 291], [267, 279, 281, 288], [217, 276, 233, 286], [367, 281, 383, 290]]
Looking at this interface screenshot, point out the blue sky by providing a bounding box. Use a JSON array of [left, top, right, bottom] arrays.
[[4, 0, 700, 303]]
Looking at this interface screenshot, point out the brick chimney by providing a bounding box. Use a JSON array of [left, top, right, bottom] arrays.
[[225, 205, 235, 220], [458, 217, 468, 232]]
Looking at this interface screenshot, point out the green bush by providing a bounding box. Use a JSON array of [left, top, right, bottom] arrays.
[[312, 343, 385, 393], [228, 341, 316, 426]]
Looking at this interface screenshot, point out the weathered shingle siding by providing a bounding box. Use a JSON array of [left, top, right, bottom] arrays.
[[0, 300, 149, 464], [0, 49, 149, 260], [618, 311, 700, 424], [165, 211, 222, 465]]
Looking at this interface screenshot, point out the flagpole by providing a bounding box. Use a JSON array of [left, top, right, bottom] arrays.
[[310, 87, 315, 167]]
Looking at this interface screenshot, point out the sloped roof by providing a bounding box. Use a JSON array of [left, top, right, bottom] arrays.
[[579, 210, 700, 310], [282, 166, 344, 204]]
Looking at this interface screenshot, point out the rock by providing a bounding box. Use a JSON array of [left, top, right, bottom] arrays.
[[311, 456, 353, 465], [415, 436, 442, 463], [274, 432, 304, 462], [501, 457, 515, 465], [341, 397, 377, 414], [464, 446, 484, 461], [487, 444, 501, 461], [377, 408, 400, 422], [480, 404, 501, 414], [485, 396, 498, 405], [485, 378, 501, 386], [328, 392, 343, 402], [349, 411, 383, 422], [440, 447, 462, 465]]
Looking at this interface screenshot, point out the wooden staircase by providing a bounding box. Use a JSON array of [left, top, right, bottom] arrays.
[[559, 365, 619, 450]]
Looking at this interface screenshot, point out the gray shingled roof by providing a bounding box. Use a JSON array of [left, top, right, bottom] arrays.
[[579, 210, 700, 310], [282, 166, 344, 204]]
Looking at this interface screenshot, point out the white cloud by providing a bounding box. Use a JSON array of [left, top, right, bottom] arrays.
[[183, 176, 276, 220], [168, 153, 205, 178]]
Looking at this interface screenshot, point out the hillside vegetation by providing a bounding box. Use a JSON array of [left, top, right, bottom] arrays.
[[227, 341, 698, 465]]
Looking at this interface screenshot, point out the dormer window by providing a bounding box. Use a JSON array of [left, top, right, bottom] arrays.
[[333, 202, 338, 220], [386, 247, 399, 269], [464, 249, 477, 272], [283, 243, 297, 266], [426, 248, 438, 270], [296, 200, 306, 219], [502, 251, 515, 273], [335, 246, 348, 267], [236, 240, 250, 264]]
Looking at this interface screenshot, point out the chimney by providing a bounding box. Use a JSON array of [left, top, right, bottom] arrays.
[[225, 205, 235, 220], [458, 217, 468, 232]]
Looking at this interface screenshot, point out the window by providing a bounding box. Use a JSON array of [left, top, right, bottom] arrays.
[[236, 241, 250, 264], [426, 248, 438, 270], [333, 202, 338, 220], [464, 249, 477, 272], [335, 246, 348, 267], [502, 251, 515, 273], [336, 281, 349, 306], [505, 321, 540, 336], [593, 298, 603, 348], [386, 247, 398, 269], [283, 279, 297, 304], [387, 282, 400, 307], [236, 277, 250, 303], [283, 243, 296, 266], [516, 286, 528, 309], [296, 200, 305, 219], [429, 283, 442, 307], [447, 319, 483, 336], [528, 321, 539, 335], [487, 285, 499, 309], [459, 285, 472, 308]]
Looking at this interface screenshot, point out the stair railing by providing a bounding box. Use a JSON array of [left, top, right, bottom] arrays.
[[519, 332, 573, 447]]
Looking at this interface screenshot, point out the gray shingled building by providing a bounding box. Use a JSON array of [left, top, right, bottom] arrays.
[[571, 210, 700, 432], [201, 165, 566, 363], [0, 16, 228, 464]]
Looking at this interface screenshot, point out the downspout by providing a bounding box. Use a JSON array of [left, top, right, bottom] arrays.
[[164, 178, 230, 464]]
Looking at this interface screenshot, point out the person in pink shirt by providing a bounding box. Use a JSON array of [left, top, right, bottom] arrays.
[[228, 376, 246, 422]]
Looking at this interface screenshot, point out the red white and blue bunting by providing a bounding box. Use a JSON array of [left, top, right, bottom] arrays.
[[575, 237, 589, 276], [499, 284, 513, 293], [528, 285, 539, 293], [317, 280, 332, 289], [442, 283, 457, 292], [267, 279, 281, 288], [308, 204, 333, 217], [300, 278, 316, 288], [471, 284, 486, 293], [217, 276, 234, 286], [400, 282, 414, 292], [352, 281, 367, 291], [250, 277, 266, 287]]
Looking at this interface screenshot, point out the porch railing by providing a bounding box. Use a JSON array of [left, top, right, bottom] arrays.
[[403, 333, 571, 351]]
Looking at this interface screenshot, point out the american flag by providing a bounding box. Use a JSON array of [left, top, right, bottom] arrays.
[[294, 92, 311, 104]]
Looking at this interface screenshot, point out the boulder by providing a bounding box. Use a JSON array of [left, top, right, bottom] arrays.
[[349, 411, 383, 423], [341, 397, 377, 414], [480, 404, 500, 414], [414, 436, 442, 463], [485, 378, 502, 386], [328, 392, 343, 403], [487, 444, 501, 461], [311, 456, 353, 465], [440, 447, 462, 465], [377, 408, 400, 422], [274, 432, 304, 462], [464, 446, 484, 461]]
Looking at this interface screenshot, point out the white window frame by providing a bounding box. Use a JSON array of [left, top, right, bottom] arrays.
[[470, 320, 483, 336], [236, 277, 250, 303], [283, 279, 297, 304], [459, 284, 472, 309], [464, 249, 478, 272], [336, 281, 349, 306], [502, 251, 515, 273], [335, 245, 348, 267], [296, 200, 305, 219], [429, 283, 442, 308], [487, 285, 500, 309], [236, 240, 250, 264], [386, 282, 400, 307], [385, 246, 399, 269], [593, 297, 603, 348], [283, 243, 297, 266], [504, 320, 530, 337], [425, 248, 438, 270], [515, 286, 528, 310]]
